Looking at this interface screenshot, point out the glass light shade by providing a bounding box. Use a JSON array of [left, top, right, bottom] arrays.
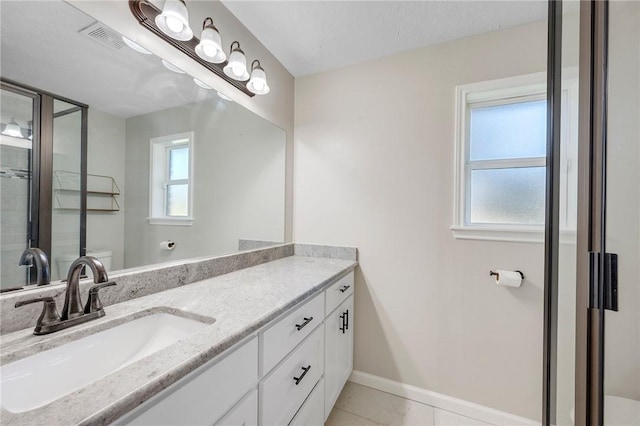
[[223, 49, 249, 81], [162, 59, 185, 74], [195, 27, 225, 64], [193, 78, 212, 89], [122, 36, 152, 54], [247, 67, 270, 95], [2, 117, 23, 138], [155, 0, 193, 41], [216, 91, 233, 101]]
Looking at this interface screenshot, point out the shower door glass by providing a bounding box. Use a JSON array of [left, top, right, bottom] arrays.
[[0, 86, 36, 289], [603, 1, 640, 424], [51, 99, 83, 281], [554, 2, 581, 425]]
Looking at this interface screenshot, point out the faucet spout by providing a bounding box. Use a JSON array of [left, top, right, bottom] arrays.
[[18, 248, 50, 286], [61, 256, 108, 321]]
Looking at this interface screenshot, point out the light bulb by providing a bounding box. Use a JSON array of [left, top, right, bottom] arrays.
[[202, 44, 217, 58], [232, 66, 244, 77], [165, 15, 184, 33]]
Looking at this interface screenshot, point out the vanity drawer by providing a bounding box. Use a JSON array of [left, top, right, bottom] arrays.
[[120, 337, 258, 426], [289, 378, 325, 426], [261, 292, 323, 374], [215, 389, 258, 426], [325, 271, 354, 316], [260, 325, 324, 426]]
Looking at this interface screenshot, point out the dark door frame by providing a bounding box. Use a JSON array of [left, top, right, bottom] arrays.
[[543, 1, 611, 424], [0, 78, 88, 278]]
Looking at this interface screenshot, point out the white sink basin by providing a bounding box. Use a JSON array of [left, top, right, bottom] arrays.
[[0, 312, 210, 413]]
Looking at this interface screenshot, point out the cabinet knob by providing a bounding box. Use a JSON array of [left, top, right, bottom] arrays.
[[295, 317, 313, 331], [293, 365, 311, 385]]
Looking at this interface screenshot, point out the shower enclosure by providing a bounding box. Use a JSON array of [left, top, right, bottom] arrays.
[[0, 81, 87, 290], [545, 1, 639, 424]]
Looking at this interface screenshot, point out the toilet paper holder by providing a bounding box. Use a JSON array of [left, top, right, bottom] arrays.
[[490, 270, 525, 279]]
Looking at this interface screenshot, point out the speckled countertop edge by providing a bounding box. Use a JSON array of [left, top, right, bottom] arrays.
[[0, 255, 357, 426]]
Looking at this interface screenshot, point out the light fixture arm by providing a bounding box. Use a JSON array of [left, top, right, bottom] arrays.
[[203, 17, 215, 30], [230, 40, 242, 53]]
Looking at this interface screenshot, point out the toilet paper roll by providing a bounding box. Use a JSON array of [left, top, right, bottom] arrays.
[[494, 270, 523, 287], [160, 240, 175, 251]]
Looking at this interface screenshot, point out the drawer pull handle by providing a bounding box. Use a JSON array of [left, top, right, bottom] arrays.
[[345, 309, 349, 330], [339, 285, 351, 293], [339, 309, 349, 333], [293, 365, 311, 385], [295, 317, 313, 331]]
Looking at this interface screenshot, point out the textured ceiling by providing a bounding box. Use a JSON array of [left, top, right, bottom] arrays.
[[221, 1, 547, 77]]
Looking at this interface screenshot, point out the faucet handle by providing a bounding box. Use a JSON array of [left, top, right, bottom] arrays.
[[15, 297, 61, 331], [84, 281, 116, 314]]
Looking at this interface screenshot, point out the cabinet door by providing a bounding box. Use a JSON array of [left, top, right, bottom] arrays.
[[118, 337, 258, 426], [324, 295, 354, 420]]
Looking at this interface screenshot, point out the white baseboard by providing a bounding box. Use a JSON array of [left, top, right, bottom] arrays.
[[349, 370, 540, 426]]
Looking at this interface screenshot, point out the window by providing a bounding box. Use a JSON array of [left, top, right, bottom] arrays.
[[452, 73, 577, 242], [149, 132, 194, 225]]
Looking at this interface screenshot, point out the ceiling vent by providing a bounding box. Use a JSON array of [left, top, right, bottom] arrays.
[[78, 22, 126, 51]]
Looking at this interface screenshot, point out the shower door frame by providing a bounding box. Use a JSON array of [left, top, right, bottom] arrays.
[[543, 1, 611, 424], [1, 78, 89, 276]]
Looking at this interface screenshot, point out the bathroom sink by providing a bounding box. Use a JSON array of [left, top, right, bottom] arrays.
[[0, 312, 211, 413]]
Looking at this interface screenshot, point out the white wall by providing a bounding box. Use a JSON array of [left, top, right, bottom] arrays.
[[86, 108, 126, 272], [294, 21, 548, 420], [123, 98, 285, 268]]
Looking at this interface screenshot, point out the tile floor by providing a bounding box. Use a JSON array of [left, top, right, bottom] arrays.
[[325, 382, 493, 426]]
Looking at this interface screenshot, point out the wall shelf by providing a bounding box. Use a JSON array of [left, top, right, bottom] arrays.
[[53, 171, 120, 212]]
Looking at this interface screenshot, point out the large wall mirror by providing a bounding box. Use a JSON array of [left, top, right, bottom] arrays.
[[0, 1, 285, 291]]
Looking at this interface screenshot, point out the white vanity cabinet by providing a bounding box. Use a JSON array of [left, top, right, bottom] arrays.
[[324, 274, 355, 421], [118, 337, 259, 426], [116, 270, 355, 426]]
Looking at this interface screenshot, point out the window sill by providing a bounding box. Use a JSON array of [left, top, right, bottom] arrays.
[[451, 225, 576, 244], [147, 217, 194, 226]]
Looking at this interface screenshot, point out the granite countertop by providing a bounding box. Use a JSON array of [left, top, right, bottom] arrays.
[[0, 255, 357, 425]]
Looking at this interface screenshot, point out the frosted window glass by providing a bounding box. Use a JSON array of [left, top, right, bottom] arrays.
[[169, 147, 189, 180], [166, 184, 188, 217], [469, 100, 547, 161], [469, 167, 545, 225]]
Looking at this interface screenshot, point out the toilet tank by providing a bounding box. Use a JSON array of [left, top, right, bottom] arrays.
[[57, 250, 113, 279]]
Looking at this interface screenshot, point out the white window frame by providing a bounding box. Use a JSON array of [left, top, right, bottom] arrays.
[[452, 72, 578, 243], [148, 131, 194, 226]]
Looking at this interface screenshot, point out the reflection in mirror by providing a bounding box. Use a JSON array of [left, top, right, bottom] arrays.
[[0, 1, 285, 292]]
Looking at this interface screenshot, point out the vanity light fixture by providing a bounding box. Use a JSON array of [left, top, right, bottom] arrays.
[[223, 42, 249, 81], [122, 36, 152, 54], [155, 0, 193, 41], [193, 78, 212, 89], [247, 60, 270, 95], [1, 117, 24, 138], [195, 18, 225, 64], [162, 59, 185, 74], [130, 0, 267, 97]]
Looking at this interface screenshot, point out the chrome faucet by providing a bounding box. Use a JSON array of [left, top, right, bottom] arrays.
[[15, 256, 116, 335], [18, 248, 50, 286]]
